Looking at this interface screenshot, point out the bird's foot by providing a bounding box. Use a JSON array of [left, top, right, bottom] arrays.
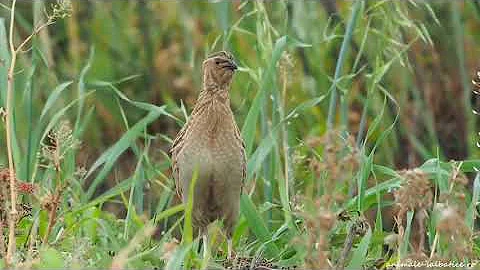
[[227, 238, 235, 260], [202, 234, 209, 259]]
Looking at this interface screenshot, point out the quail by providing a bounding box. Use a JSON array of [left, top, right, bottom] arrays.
[[170, 51, 246, 258]]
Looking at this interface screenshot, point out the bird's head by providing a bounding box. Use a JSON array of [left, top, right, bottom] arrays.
[[202, 51, 238, 91]]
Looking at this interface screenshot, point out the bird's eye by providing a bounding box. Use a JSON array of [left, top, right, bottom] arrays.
[[215, 61, 220, 65]]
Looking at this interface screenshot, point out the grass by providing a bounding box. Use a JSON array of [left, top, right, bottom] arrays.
[[0, 0, 479, 269]]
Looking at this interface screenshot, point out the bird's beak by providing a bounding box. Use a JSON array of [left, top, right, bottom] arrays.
[[225, 61, 238, 71]]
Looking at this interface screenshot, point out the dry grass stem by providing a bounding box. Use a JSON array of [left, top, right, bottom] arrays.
[[5, 0, 19, 263], [4, 0, 69, 264]]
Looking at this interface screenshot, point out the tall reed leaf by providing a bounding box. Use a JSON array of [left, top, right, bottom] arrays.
[[326, 0, 362, 129], [241, 35, 288, 156], [83, 108, 165, 201], [75, 47, 94, 134], [240, 194, 280, 258]]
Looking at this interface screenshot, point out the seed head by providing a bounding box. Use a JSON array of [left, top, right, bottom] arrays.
[[394, 169, 433, 211]]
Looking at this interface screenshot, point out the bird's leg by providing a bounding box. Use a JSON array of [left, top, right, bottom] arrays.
[[227, 238, 233, 260], [202, 233, 209, 259]]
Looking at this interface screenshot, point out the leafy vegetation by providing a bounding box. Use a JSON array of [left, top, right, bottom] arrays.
[[0, 0, 479, 269]]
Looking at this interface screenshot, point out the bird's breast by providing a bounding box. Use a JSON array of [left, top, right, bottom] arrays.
[[180, 104, 243, 175]]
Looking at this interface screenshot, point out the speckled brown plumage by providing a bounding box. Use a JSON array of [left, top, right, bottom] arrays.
[[170, 51, 246, 241]]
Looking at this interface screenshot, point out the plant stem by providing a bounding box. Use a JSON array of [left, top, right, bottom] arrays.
[[326, 0, 362, 130], [6, 0, 18, 264], [0, 222, 6, 257], [281, 67, 290, 208], [43, 185, 62, 244], [4, 2, 57, 263]]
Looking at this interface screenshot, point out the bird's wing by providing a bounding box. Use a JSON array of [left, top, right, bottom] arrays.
[[233, 122, 247, 192], [170, 119, 190, 199], [170, 98, 209, 199]]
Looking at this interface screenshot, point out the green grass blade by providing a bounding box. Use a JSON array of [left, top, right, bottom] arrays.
[[74, 46, 94, 134], [83, 109, 164, 201], [240, 194, 280, 258], [22, 60, 37, 180], [346, 227, 372, 270], [165, 243, 193, 270], [183, 167, 198, 245], [154, 204, 185, 224], [346, 177, 401, 210], [241, 36, 288, 156], [242, 88, 263, 156], [38, 91, 96, 149], [248, 94, 326, 180], [459, 159, 480, 173], [123, 155, 144, 240], [399, 210, 414, 258], [90, 80, 171, 113], [72, 177, 134, 214], [39, 81, 74, 121], [326, 0, 362, 129]]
